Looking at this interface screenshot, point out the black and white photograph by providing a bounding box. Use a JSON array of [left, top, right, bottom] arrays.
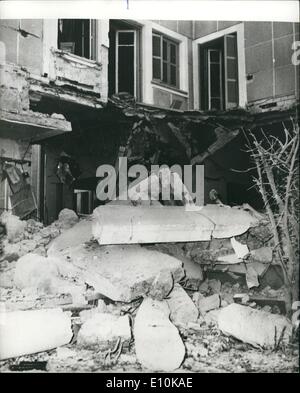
[[0, 0, 299, 375]]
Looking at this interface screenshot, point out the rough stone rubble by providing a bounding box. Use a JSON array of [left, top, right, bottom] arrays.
[[0, 207, 298, 372]]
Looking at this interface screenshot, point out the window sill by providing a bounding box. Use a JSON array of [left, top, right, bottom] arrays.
[[151, 80, 188, 96], [53, 49, 101, 68]]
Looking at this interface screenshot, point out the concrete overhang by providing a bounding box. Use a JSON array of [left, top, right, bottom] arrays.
[[0, 109, 72, 143]]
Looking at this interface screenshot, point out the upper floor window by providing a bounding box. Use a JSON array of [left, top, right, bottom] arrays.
[[58, 19, 96, 60], [199, 33, 238, 110], [152, 32, 179, 89]]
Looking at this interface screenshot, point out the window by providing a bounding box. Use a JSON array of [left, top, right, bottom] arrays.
[[116, 30, 136, 96], [58, 19, 96, 60], [199, 33, 238, 110], [152, 33, 179, 88], [108, 20, 141, 99]]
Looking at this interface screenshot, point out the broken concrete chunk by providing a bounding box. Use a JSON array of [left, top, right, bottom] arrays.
[[208, 279, 222, 294], [134, 298, 185, 371], [14, 253, 61, 294], [231, 237, 249, 259], [167, 284, 199, 325], [217, 254, 241, 264], [56, 243, 184, 302], [0, 212, 26, 243], [245, 264, 260, 289], [77, 313, 131, 349], [183, 258, 203, 282], [218, 304, 292, 348], [47, 219, 93, 255], [204, 309, 222, 325], [58, 208, 79, 229], [93, 205, 214, 244], [250, 247, 273, 263], [198, 294, 221, 314], [149, 270, 174, 301], [0, 268, 14, 288], [201, 205, 258, 239], [0, 308, 72, 360]]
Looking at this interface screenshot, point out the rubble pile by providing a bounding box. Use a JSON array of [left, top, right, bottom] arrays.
[[0, 207, 298, 373]]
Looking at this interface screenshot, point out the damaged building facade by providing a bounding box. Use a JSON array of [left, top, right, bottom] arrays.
[[0, 19, 299, 221]]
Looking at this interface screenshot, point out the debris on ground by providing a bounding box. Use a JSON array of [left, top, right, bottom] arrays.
[[134, 298, 185, 371], [0, 308, 72, 360], [166, 283, 199, 325], [51, 243, 184, 302], [0, 207, 298, 373], [218, 303, 293, 348], [77, 313, 131, 350]]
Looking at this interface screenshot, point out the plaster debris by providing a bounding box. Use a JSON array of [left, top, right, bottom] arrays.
[[250, 247, 273, 263], [231, 237, 249, 259], [47, 219, 93, 255], [198, 294, 221, 314], [0, 308, 72, 360], [77, 313, 131, 349], [54, 243, 184, 302], [14, 253, 61, 294], [58, 208, 79, 229], [166, 283, 199, 325], [0, 212, 26, 243], [218, 304, 292, 348], [134, 298, 185, 371], [148, 270, 174, 301]]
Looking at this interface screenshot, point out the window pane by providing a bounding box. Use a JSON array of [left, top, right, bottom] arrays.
[[153, 58, 161, 79], [118, 32, 134, 45], [225, 35, 237, 57], [210, 50, 220, 63], [153, 35, 161, 57], [210, 63, 221, 97], [227, 80, 238, 104], [170, 43, 177, 64], [163, 62, 168, 83], [227, 58, 237, 79], [118, 46, 134, 95], [170, 65, 177, 86], [163, 40, 168, 61]]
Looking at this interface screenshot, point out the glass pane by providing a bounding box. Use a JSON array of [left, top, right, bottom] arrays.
[[152, 35, 161, 57], [225, 35, 237, 57], [227, 80, 238, 104], [170, 65, 177, 86], [163, 40, 168, 61], [227, 58, 237, 79], [163, 62, 168, 83], [118, 32, 134, 45], [118, 46, 134, 95], [170, 43, 177, 64], [153, 58, 161, 79], [210, 63, 221, 97], [210, 50, 220, 63]]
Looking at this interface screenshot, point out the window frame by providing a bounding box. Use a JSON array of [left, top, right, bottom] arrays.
[[192, 23, 247, 110], [57, 19, 97, 61], [152, 32, 180, 89], [115, 29, 137, 96]]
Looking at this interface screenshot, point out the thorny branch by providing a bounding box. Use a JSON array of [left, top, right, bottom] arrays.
[[246, 121, 299, 315]]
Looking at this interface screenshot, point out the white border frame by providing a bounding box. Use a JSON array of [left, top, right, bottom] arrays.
[[192, 23, 247, 110]]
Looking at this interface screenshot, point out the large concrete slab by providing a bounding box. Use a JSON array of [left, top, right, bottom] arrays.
[[92, 205, 257, 245], [47, 219, 93, 255], [56, 243, 185, 303]]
